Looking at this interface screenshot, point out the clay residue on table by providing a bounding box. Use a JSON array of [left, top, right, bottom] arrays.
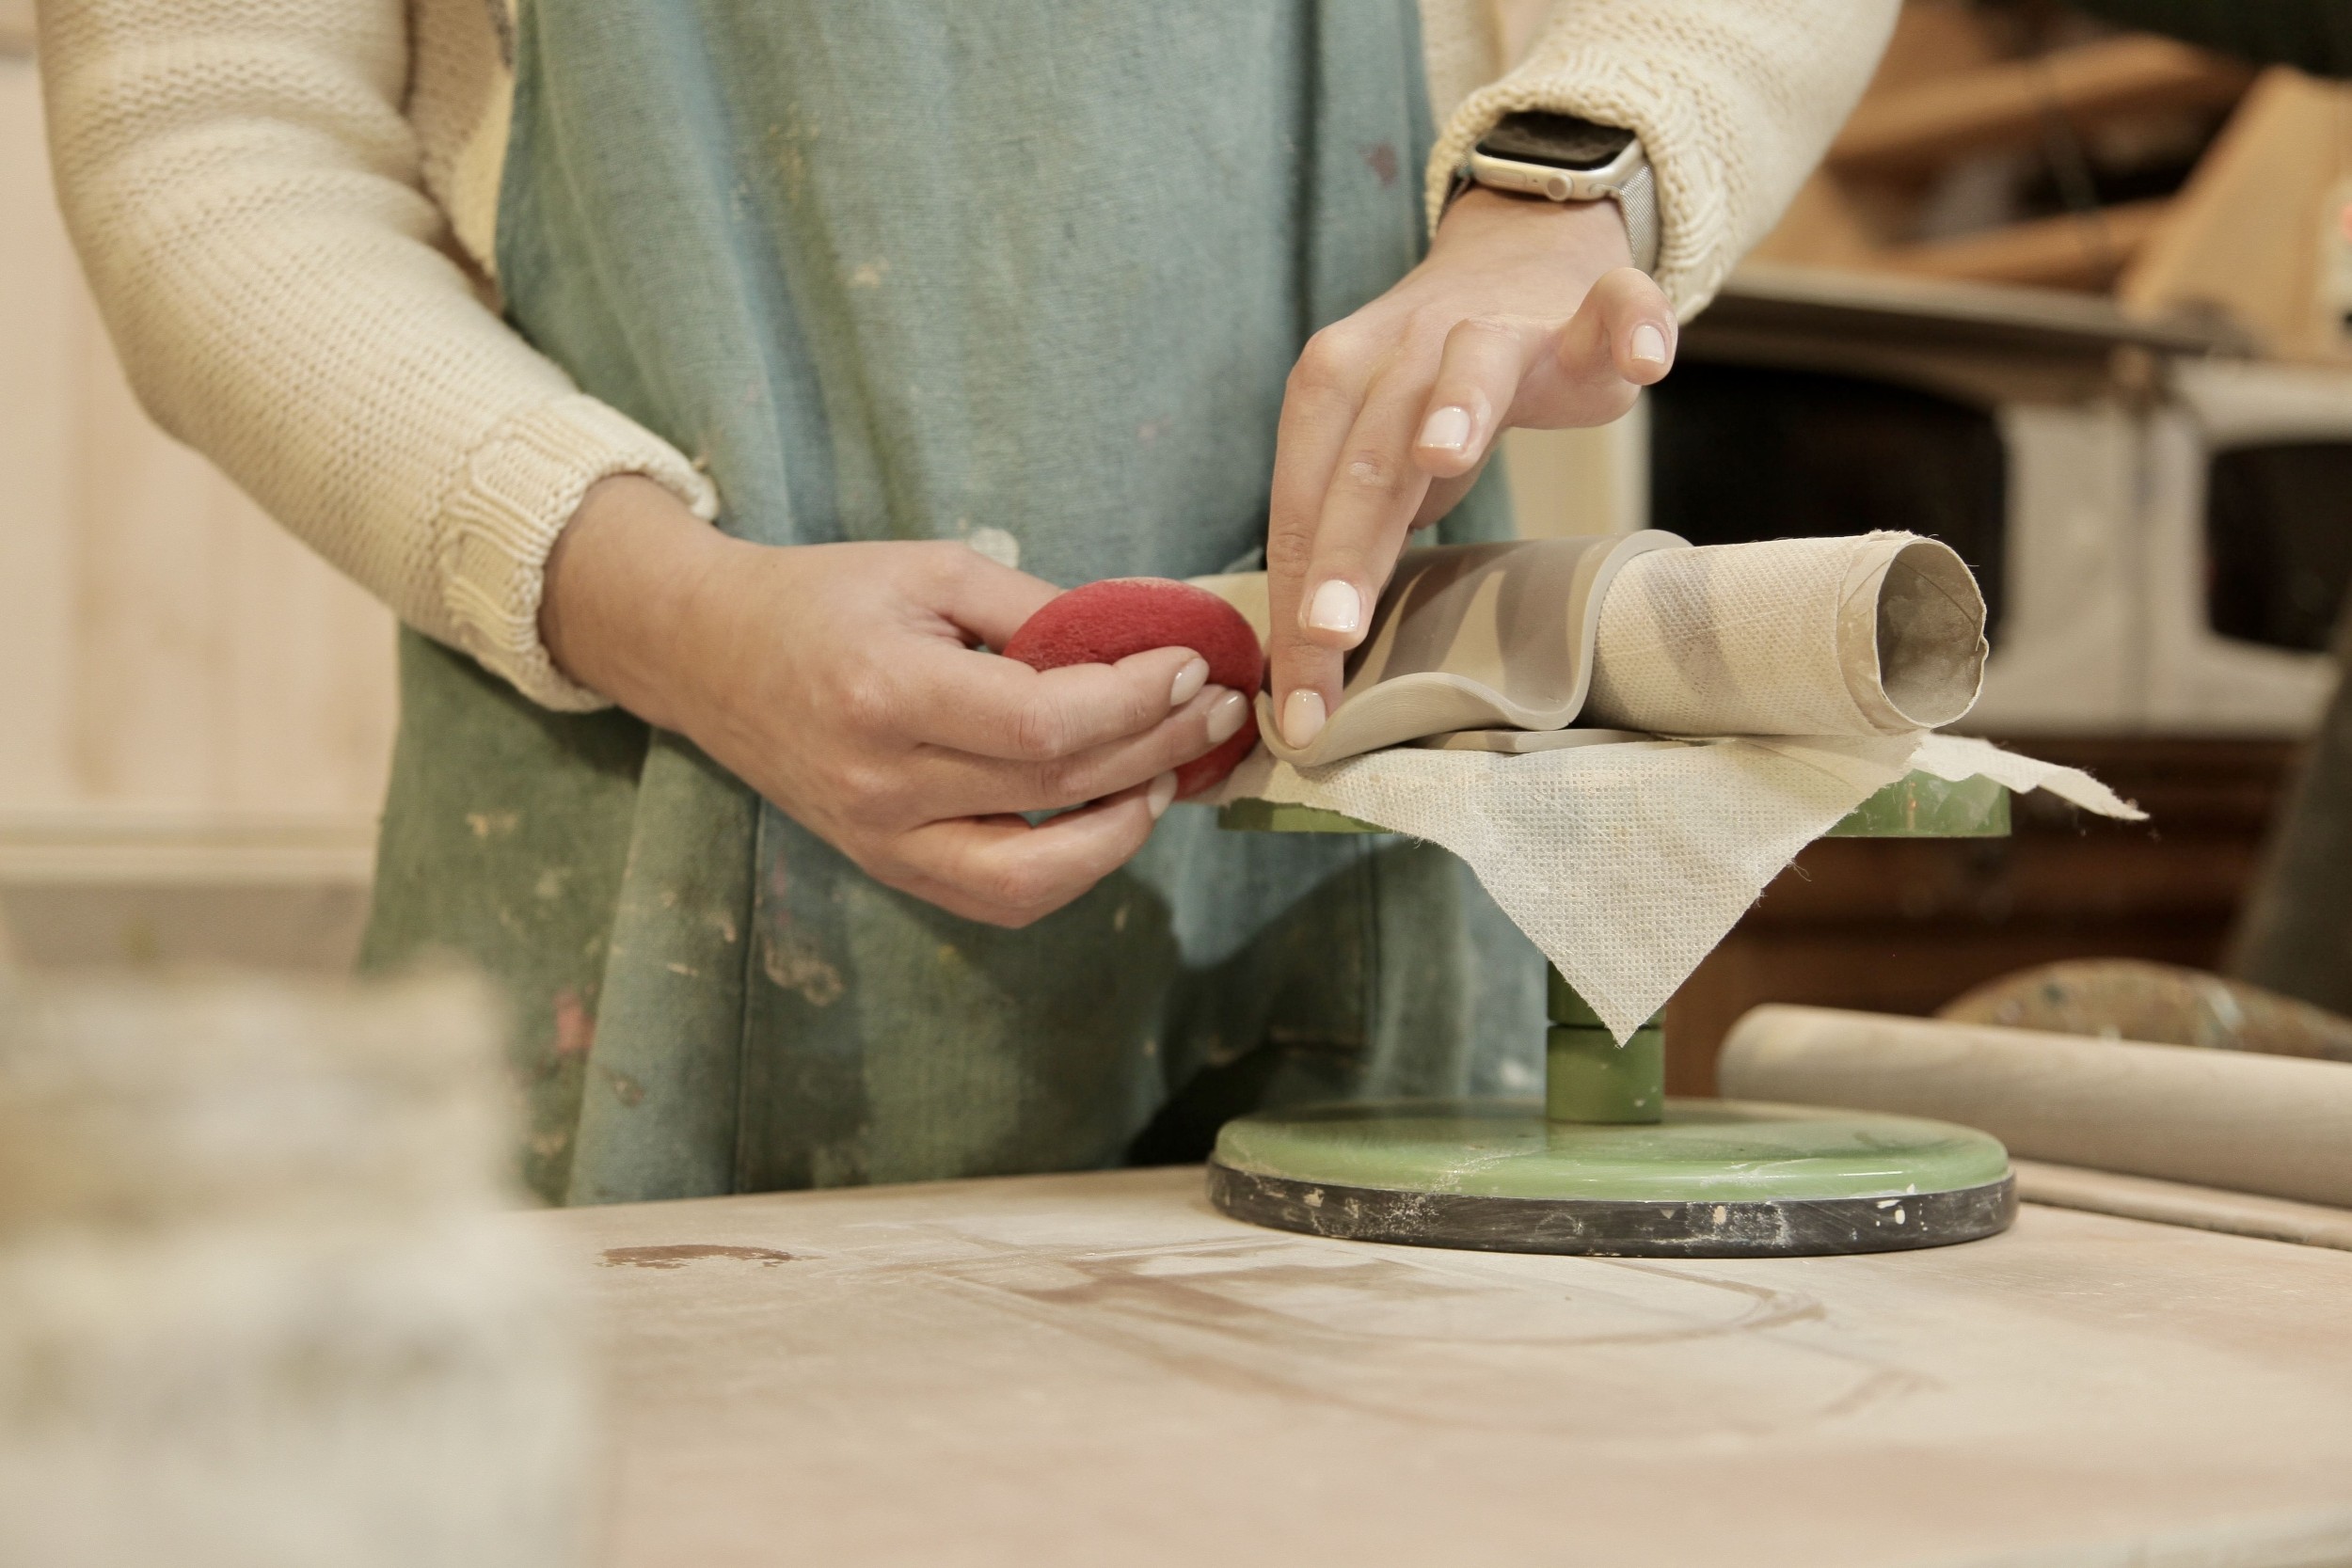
[[600, 1243, 795, 1270]]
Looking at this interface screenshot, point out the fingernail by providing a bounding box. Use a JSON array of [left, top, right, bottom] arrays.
[[1147, 771, 1178, 819], [1629, 323, 1669, 366], [1280, 689, 1327, 748], [1417, 404, 1472, 452], [1204, 688, 1246, 744], [1304, 579, 1361, 635], [1169, 655, 1209, 707]]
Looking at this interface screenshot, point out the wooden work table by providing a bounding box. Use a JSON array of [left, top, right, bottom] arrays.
[[541, 1166, 2352, 1567]]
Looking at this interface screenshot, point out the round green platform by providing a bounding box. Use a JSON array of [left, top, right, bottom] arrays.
[[1209, 1100, 2013, 1258], [1209, 766, 2018, 1258]]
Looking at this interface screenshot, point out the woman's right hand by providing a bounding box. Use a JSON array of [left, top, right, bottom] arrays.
[[540, 476, 1248, 927]]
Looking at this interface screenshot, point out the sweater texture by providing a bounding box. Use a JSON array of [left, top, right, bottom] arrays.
[[37, 0, 1895, 709]]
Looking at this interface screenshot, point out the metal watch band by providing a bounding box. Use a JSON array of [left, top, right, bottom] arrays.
[[1615, 162, 1660, 276]]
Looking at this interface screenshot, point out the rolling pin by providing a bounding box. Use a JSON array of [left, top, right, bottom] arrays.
[[1720, 1006, 2352, 1210]]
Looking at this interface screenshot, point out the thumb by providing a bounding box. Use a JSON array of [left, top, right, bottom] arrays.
[[1526, 266, 1677, 427]]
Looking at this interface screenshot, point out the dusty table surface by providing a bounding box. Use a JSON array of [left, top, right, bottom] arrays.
[[537, 1166, 2352, 1568]]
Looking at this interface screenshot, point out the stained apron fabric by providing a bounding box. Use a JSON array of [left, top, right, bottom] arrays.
[[360, 0, 1542, 1206]]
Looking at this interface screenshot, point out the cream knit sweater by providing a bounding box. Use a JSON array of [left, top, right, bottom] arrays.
[[38, 0, 1896, 710]]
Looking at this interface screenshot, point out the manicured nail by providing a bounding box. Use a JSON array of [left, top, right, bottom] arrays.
[[1147, 771, 1178, 819], [1304, 579, 1361, 635], [1280, 689, 1327, 748], [1629, 323, 1668, 366], [1204, 688, 1247, 744], [1417, 404, 1472, 452], [1170, 655, 1209, 707]]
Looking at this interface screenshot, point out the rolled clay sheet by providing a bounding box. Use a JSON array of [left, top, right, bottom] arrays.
[[1225, 532, 1682, 768], [1719, 1006, 2352, 1210], [1203, 531, 1988, 767]]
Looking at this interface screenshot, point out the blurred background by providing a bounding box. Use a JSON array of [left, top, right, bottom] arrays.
[[5, 0, 2348, 1087], [0, 0, 394, 974]]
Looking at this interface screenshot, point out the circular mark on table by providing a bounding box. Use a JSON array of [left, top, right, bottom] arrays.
[[600, 1243, 795, 1270]]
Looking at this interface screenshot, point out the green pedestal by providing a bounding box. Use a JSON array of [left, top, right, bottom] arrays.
[[1207, 768, 2018, 1258], [1549, 1025, 1663, 1123], [1547, 970, 1662, 1122]]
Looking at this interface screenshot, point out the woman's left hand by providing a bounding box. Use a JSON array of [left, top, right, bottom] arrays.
[[1263, 187, 1677, 749]]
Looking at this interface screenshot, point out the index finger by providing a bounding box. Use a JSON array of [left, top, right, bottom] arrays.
[[1268, 357, 1442, 751], [914, 540, 1062, 650], [1264, 325, 1381, 750], [891, 640, 1211, 763]]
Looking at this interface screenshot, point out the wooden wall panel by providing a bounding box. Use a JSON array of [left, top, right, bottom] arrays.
[[0, 48, 79, 809], [0, 53, 397, 839]]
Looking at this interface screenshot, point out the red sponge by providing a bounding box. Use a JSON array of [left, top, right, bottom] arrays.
[[1001, 578, 1264, 799]]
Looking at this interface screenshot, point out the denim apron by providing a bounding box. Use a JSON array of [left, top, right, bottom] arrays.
[[361, 0, 1540, 1206]]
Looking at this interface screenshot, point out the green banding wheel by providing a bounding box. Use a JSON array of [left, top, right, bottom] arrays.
[[1207, 1161, 2016, 1258], [1211, 766, 2021, 1256], [1207, 1099, 2015, 1257], [1215, 1099, 2010, 1202]]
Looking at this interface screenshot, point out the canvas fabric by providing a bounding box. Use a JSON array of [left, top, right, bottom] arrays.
[[1585, 533, 1987, 736], [1221, 727, 2142, 1041]]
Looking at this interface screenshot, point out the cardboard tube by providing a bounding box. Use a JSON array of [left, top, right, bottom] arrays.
[[1719, 1005, 2352, 1210]]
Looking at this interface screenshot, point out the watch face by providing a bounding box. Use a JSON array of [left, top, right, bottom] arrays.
[[1476, 112, 1634, 171]]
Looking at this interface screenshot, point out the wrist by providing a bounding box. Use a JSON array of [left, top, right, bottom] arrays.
[[541, 473, 739, 729], [1432, 186, 1635, 275]]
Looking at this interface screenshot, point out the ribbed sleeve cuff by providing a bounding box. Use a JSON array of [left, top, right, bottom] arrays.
[[1424, 67, 1729, 323], [437, 395, 720, 712]]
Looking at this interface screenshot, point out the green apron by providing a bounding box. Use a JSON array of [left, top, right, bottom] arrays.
[[361, 0, 1541, 1206]]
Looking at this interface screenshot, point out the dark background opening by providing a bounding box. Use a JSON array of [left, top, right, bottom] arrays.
[[1647, 361, 2010, 643], [2205, 442, 2352, 653]]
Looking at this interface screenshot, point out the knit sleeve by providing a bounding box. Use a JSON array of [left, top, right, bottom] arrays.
[[1424, 0, 1900, 321], [35, 0, 717, 711]]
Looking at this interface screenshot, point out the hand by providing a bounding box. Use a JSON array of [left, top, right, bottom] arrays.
[[1264, 188, 1677, 748], [541, 477, 1249, 927]]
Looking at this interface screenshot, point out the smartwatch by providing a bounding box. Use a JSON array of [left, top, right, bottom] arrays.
[[1454, 111, 1659, 275]]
